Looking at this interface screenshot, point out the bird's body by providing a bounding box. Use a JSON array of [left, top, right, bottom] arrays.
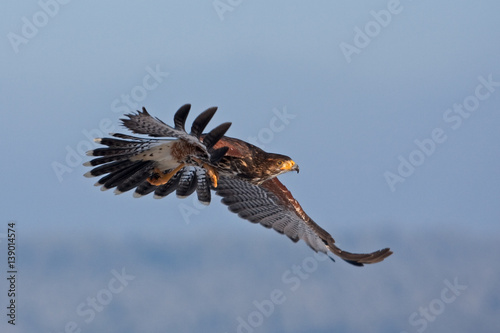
[[209, 136, 298, 185], [84, 104, 392, 266]]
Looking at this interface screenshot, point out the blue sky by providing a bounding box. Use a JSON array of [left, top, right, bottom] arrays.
[[1, 1, 499, 332]]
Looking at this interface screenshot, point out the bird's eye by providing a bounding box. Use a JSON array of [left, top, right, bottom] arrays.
[[277, 161, 283, 166]]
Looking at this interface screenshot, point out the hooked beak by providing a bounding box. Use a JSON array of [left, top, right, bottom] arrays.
[[280, 160, 299, 173]]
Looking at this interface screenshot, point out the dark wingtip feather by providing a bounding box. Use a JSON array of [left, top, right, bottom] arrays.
[[115, 162, 155, 193], [210, 146, 229, 163], [134, 180, 157, 197], [327, 241, 393, 266], [327, 254, 336, 263], [173, 104, 191, 131], [99, 161, 151, 190], [203, 122, 232, 149], [87, 160, 136, 177], [343, 259, 364, 267], [190, 107, 218, 138]]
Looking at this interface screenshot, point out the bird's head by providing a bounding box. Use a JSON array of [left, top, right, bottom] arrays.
[[265, 153, 300, 177]]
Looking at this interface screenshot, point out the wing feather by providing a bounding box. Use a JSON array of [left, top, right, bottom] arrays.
[[190, 107, 217, 138], [216, 176, 392, 266], [115, 162, 155, 194], [121, 107, 230, 163], [195, 168, 211, 205], [173, 104, 191, 131], [153, 170, 183, 199], [134, 180, 157, 197], [176, 167, 198, 198]]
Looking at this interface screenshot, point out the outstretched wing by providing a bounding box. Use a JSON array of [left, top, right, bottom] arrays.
[[121, 105, 231, 163], [216, 176, 392, 266], [84, 105, 231, 204]]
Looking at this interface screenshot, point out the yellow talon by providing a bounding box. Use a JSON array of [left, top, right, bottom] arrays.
[[191, 157, 219, 188], [147, 164, 185, 186], [205, 166, 219, 188], [200, 162, 218, 188]]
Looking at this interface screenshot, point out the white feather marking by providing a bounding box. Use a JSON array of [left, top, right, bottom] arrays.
[[83, 170, 94, 177], [130, 141, 178, 170], [133, 192, 143, 198]]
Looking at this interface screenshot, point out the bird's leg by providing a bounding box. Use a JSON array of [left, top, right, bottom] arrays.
[[203, 164, 219, 188], [191, 158, 219, 188], [147, 163, 185, 186]]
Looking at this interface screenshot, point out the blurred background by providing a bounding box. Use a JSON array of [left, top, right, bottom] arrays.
[[1, 1, 499, 332]]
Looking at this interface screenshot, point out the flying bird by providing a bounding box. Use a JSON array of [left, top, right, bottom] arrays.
[[84, 105, 392, 266]]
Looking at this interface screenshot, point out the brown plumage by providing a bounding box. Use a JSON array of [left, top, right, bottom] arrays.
[[208, 136, 299, 185], [83, 104, 392, 266]]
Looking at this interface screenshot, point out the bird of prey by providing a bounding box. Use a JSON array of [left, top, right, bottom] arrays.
[[84, 105, 392, 266]]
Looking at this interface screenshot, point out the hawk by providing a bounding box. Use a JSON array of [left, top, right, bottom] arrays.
[[84, 105, 392, 266]]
